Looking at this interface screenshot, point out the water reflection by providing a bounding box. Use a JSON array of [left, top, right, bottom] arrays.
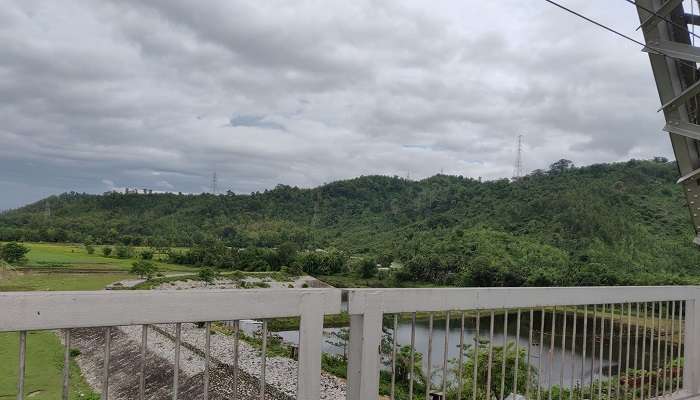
[[242, 309, 675, 389]]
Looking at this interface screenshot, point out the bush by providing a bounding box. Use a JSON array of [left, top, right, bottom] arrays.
[[85, 244, 95, 254], [140, 249, 154, 260], [0, 242, 30, 264], [115, 244, 131, 259], [102, 246, 113, 257], [353, 257, 377, 279], [69, 348, 81, 357], [198, 267, 219, 284], [130, 260, 158, 279]]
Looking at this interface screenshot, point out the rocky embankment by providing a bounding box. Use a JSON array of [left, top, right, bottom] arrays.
[[72, 275, 345, 399]]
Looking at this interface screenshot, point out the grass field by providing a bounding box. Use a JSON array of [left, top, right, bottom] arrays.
[[0, 332, 97, 400], [19, 242, 196, 272], [0, 271, 132, 292], [0, 242, 172, 398]]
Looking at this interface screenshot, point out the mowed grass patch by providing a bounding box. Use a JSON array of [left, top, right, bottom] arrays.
[[0, 272, 131, 292], [0, 331, 97, 400], [17, 242, 196, 272]]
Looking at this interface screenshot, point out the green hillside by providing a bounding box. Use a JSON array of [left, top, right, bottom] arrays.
[[2, 158, 699, 286]]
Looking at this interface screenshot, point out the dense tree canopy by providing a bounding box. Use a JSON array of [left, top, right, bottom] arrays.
[[1, 158, 699, 286]]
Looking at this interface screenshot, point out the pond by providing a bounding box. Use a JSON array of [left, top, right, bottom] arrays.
[[241, 310, 676, 388]]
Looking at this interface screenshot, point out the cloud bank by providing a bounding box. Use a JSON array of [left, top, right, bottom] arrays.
[[0, 0, 672, 209]]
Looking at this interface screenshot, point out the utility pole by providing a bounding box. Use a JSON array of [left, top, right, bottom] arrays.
[[211, 171, 218, 195]]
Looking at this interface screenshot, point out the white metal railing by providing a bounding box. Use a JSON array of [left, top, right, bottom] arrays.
[[0, 288, 341, 400], [1, 286, 698, 400], [345, 287, 699, 400]]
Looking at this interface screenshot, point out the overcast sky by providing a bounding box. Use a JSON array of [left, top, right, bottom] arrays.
[[0, 0, 677, 210]]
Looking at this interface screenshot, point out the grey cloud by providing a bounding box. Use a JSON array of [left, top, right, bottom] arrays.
[[230, 115, 285, 131], [0, 0, 675, 210]]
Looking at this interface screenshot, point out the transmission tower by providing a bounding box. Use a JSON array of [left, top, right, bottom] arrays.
[[44, 199, 51, 219], [513, 134, 524, 179], [211, 171, 218, 194]]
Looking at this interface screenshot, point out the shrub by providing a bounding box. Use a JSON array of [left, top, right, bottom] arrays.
[[353, 257, 377, 279], [0, 242, 30, 264], [115, 244, 131, 259], [85, 244, 95, 254], [69, 348, 81, 357], [198, 267, 219, 284], [130, 260, 158, 279], [140, 249, 154, 260], [102, 246, 113, 257]]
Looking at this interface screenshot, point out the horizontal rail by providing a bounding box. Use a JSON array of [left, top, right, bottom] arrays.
[[0, 289, 341, 331], [346, 286, 697, 314]]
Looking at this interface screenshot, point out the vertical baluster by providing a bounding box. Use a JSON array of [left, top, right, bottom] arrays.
[[473, 311, 480, 400], [640, 303, 648, 400], [591, 305, 599, 400], [633, 303, 640, 400], [139, 325, 147, 400], [656, 302, 663, 399], [17, 330, 26, 400], [500, 310, 509, 400], [675, 302, 683, 393], [548, 307, 556, 400], [174, 323, 181, 400], [63, 329, 71, 400], [625, 303, 632, 399], [662, 301, 670, 398], [666, 301, 676, 397], [486, 311, 495, 400], [608, 304, 614, 399], [426, 312, 434, 400], [260, 319, 268, 400], [103, 327, 111, 399], [560, 309, 567, 394], [233, 320, 240, 400], [514, 309, 521, 397], [538, 308, 545, 400], [648, 303, 655, 400], [391, 314, 398, 400], [527, 309, 533, 400], [581, 305, 588, 393], [409, 312, 416, 400], [598, 304, 605, 400], [443, 312, 450, 398], [204, 322, 211, 400], [570, 306, 578, 400], [616, 304, 623, 400], [457, 312, 465, 400]]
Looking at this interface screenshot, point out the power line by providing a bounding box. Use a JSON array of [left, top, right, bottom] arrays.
[[542, 0, 661, 53], [543, 0, 700, 75], [623, 0, 700, 41]]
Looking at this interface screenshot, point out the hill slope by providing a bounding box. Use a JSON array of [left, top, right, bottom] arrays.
[[2, 158, 699, 285]]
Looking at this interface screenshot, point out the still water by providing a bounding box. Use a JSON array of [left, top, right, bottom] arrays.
[[242, 311, 673, 388]]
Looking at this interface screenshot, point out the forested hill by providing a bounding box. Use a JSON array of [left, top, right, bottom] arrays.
[[2, 158, 700, 285]]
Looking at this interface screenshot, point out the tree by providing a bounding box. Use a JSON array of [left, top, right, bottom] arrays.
[[115, 244, 131, 259], [198, 267, 219, 284], [140, 249, 154, 260], [102, 246, 113, 257], [354, 257, 377, 279], [130, 260, 157, 279], [0, 242, 29, 264], [548, 159, 574, 174]]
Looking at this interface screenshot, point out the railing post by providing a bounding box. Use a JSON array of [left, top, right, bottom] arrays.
[[296, 293, 324, 400], [685, 294, 700, 395], [346, 292, 383, 400]]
